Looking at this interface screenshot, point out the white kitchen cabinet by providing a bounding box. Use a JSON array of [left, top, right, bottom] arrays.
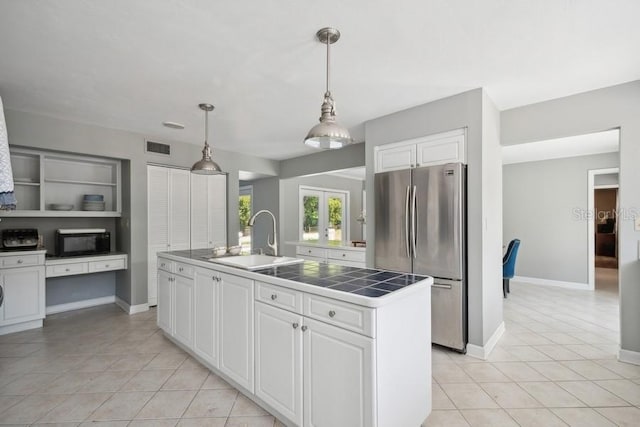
[[157, 269, 173, 333], [191, 173, 227, 250], [374, 128, 466, 173], [219, 271, 254, 392], [173, 273, 194, 348], [147, 165, 191, 306], [2, 147, 122, 217], [0, 252, 46, 335], [303, 317, 374, 427], [255, 302, 303, 426], [45, 254, 127, 278], [193, 267, 219, 368], [296, 244, 366, 268]]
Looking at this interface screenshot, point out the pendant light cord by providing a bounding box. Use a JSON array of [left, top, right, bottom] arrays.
[[326, 36, 330, 94], [204, 109, 209, 147]]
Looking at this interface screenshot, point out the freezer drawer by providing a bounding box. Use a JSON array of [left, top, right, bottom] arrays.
[[431, 279, 466, 352]]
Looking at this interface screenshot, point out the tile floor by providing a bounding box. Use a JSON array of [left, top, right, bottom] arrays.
[[0, 268, 637, 426]]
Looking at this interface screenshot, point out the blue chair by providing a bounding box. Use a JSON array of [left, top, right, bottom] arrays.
[[503, 239, 521, 298]]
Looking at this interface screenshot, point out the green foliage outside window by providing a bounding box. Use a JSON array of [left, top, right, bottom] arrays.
[[239, 195, 251, 229]]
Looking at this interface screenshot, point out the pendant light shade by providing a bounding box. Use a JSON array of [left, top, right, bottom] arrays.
[[304, 27, 353, 149], [191, 103, 224, 175]]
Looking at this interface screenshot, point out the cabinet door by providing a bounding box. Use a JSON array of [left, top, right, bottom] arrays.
[[169, 169, 191, 250], [0, 266, 45, 325], [193, 267, 218, 367], [208, 175, 227, 248], [219, 272, 254, 392], [375, 143, 416, 173], [157, 269, 173, 333], [416, 133, 465, 167], [173, 274, 194, 348], [255, 302, 303, 426], [303, 318, 374, 427], [148, 165, 170, 306], [190, 174, 210, 250]]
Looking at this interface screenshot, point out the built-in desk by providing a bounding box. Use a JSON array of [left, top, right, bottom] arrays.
[[45, 253, 128, 277]]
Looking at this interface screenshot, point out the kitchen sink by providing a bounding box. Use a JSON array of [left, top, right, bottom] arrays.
[[206, 254, 304, 270]]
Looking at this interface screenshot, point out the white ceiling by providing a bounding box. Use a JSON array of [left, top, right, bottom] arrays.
[[0, 1, 638, 161], [502, 129, 619, 165]]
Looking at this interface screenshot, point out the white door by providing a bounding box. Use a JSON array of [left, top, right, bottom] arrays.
[[173, 274, 194, 347], [147, 165, 170, 306], [157, 270, 173, 333], [255, 302, 303, 425], [169, 169, 191, 251], [299, 188, 348, 246], [190, 174, 210, 249], [219, 272, 254, 392], [194, 267, 218, 367], [0, 267, 44, 325], [303, 317, 374, 427], [208, 175, 227, 248]]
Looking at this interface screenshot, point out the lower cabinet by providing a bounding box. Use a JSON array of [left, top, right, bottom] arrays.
[[219, 272, 254, 392], [255, 302, 303, 426], [193, 267, 219, 368], [0, 265, 45, 326], [255, 302, 373, 427], [174, 274, 194, 348], [157, 269, 173, 333]]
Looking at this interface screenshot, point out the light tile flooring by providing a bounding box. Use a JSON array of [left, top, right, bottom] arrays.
[[0, 268, 637, 426], [426, 268, 640, 427]]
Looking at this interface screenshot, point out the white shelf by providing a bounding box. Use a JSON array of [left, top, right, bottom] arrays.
[[0, 210, 121, 218], [14, 182, 41, 187], [44, 178, 117, 187]]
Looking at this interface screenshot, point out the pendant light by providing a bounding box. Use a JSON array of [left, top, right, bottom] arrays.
[[304, 27, 353, 149], [191, 103, 224, 175]]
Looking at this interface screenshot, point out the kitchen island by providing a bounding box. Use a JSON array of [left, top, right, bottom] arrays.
[[157, 249, 432, 427]]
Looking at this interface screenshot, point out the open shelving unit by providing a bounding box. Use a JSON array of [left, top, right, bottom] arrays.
[[2, 147, 122, 217]]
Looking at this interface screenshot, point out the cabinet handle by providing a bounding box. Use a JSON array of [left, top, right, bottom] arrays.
[[105, 264, 110, 268], [342, 254, 346, 257], [65, 268, 70, 272], [328, 310, 336, 318], [270, 294, 277, 300], [301, 325, 308, 332], [17, 259, 23, 264], [292, 323, 299, 329], [161, 263, 166, 267], [179, 267, 183, 272]]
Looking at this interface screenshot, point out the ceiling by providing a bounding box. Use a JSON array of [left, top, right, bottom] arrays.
[[0, 1, 638, 161]]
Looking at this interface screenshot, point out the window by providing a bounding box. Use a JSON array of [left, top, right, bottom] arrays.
[[299, 186, 348, 246], [239, 186, 252, 254]]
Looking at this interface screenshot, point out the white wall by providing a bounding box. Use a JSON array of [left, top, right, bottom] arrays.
[[503, 152, 619, 284], [501, 79, 640, 361]]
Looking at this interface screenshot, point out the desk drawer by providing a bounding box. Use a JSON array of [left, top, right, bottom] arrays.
[[2, 254, 42, 268], [46, 262, 88, 278], [327, 249, 365, 263], [175, 262, 194, 278], [89, 258, 126, 273], [303, 294, 375, 337], [296, 246, 326, 259], [256, 282, 302, 314]]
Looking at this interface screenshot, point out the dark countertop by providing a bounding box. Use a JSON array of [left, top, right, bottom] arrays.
[[165, 249, 428, 299]]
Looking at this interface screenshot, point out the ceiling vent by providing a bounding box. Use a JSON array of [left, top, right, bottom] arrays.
[[146, 140, 171, 156]]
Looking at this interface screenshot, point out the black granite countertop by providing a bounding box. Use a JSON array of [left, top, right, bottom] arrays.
[[165, 249, 428, 298]]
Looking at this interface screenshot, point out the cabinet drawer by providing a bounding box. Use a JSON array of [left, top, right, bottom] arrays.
[[2, 254, 43, 268], [158, 258, 174, 273], [327, 249, 365, 263], [296, 246, 326, 259], [175, 262, 194, 278], [46, 262, 88, 278], [304, 294, 375, 338], [88, 258, 126, 273], [256, 282, 302, 314]]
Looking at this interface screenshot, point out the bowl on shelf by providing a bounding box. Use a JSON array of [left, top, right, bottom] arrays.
[[212, 246, 227, 257], [82, 200, 106, 211], [83, 194, 104, 201], [49, 203, 74, 211], [227, 245, 242, 255]]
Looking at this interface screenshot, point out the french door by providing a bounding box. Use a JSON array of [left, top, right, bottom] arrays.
[[299, 187, 348, 246]]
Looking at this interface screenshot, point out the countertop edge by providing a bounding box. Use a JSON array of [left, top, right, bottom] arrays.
[[285, 241, 366, 251]]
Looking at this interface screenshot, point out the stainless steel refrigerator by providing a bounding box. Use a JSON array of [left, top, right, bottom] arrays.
[[375, 163, 467, 352]]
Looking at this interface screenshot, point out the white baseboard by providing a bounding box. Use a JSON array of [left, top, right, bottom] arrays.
[[466, 321, 506, 360], [46, 296, 116, 315], [0, 319, 43, 336], [513, 276, 590, 290], [115, 296, 149, 315], [619, 348, 640, 366]]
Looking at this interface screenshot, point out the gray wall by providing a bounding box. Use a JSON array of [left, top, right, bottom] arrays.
[[279, 143, 365, 179], [46, 273, 116, 306], [279, 174, 365, 257], [364, 88, 504, 350], [5, 108, 279, 306], [503, 152, 619, 283], [246, 176, 280, 254], [501, 79, 640, 357]]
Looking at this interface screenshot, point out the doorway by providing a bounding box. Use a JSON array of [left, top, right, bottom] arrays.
[[588, 169, 619, 292], [239, 185, 253, 254]]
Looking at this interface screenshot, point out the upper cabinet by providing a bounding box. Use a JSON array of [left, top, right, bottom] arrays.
[[3, 147, 122, 217], [190, 174, 227, 250], [374, 128, 466, 173]]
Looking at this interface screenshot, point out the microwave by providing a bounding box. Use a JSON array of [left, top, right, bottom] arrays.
[[55, 229, 110, 257]]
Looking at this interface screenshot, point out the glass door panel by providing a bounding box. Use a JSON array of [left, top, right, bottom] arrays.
[[301, 190, 322, 243], [325, 193, 346, 246]]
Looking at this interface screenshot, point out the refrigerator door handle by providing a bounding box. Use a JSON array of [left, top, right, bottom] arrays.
[[405, 185, 411, 258], [432, 283, 452, 289], [411, 185, 417, 258]]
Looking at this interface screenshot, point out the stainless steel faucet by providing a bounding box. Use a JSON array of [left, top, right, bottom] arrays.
[[248, 209, 278, 256]]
